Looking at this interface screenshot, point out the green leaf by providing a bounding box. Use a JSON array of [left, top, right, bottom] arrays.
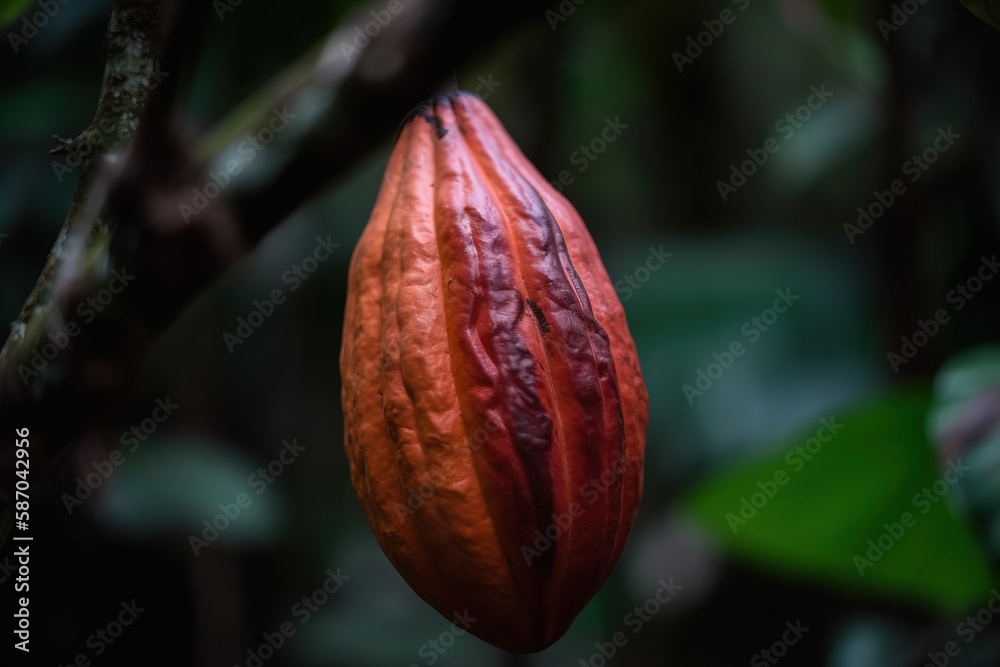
[[0, 0, 33, 29], [685, 389, 993, 613], [96, 437, 285, 546], [962, 0, 1000, 31]]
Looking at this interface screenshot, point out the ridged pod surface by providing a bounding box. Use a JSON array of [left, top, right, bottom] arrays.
[[340, 91, 648, 654]]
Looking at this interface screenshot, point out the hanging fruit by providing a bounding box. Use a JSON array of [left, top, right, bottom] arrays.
[[340, 89, 648, 654]]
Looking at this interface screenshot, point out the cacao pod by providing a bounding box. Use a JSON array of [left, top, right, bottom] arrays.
[[340, 90, 648, 654]]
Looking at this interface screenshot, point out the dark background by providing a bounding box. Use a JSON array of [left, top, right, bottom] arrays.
[[2, 0, 1000, 665]]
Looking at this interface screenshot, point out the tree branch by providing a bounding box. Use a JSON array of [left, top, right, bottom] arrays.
[[6, 0, 164, 353], [0, 0, 544, 490]]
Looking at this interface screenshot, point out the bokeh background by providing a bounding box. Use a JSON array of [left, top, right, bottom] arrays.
[[2, 0, 1000, 665]]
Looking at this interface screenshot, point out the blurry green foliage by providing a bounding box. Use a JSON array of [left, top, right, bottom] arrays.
[[99, 437, 285, 546], [3, 0, 1000, 663], [686, 390, 994, 613], [0, 0, 34, 28]]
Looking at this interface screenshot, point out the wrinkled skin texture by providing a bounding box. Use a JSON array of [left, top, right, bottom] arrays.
[[340, 91, 648, 654]]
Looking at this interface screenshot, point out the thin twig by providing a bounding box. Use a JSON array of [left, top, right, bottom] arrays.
[[1, 0, 164, 368], [0, 0, 543, 497]]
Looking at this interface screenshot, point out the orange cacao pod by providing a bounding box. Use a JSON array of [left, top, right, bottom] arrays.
[[340, 91, 648, 653]]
